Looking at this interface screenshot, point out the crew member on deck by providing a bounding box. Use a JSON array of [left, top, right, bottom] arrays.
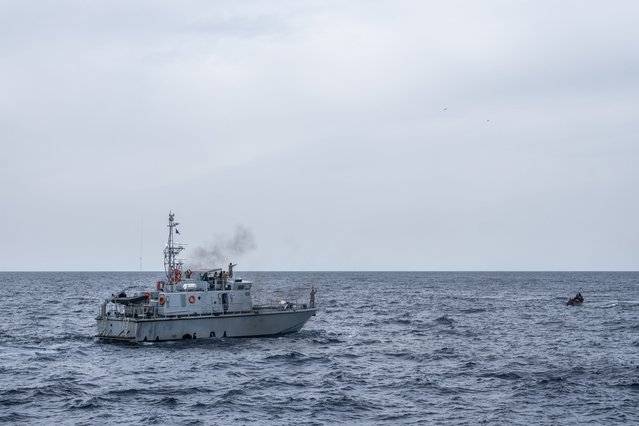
[[229, 262, 237, 278], [310, 286, 317, 308]]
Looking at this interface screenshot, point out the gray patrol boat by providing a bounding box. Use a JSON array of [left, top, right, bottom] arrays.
[[96, 213, 317, 342]]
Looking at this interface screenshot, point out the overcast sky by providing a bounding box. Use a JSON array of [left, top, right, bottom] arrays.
[[1, 1, 638, 271]]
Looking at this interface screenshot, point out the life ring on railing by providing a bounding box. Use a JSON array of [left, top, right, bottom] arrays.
[[156, 280, 165, 291], [144, 292, 152, 300], [159, 295, 166, 305], [188, 295, 196, 304]]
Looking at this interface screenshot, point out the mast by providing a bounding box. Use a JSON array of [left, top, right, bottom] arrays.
[[164, 212, 184, 285]]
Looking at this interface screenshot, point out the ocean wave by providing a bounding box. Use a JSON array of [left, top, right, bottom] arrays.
[[0, 412, 36, 423], [107, 386, 213, 398], [480, 371, 523, 380], [314, 394, 380, 412], [311, 336, 344, 345], [536, 375, 565, 385], [217, 388, 247, 402], [433, 347, 457, 359], [434, 315, 455, 325], [264, 351, 307, 361], [154, 396, 179, 406], [65, 396, 107, 410], [460, 308, 487, 314], [612, 382, 639, 391]]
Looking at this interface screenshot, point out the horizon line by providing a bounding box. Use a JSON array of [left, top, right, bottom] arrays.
[[1, 270, 638, 273]]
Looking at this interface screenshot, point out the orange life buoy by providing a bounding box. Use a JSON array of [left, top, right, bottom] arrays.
[[159, 295, 166, 305], [188, 295, 196, 304], [156, 280, 165, 291], [144, 292, 151, 300], [171, 268, 182, 283]]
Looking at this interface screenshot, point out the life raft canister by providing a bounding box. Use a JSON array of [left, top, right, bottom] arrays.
[[188, 295, 196, 304], [159, 295, 166, 305]]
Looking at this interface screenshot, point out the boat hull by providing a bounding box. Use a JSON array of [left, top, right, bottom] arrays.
[[96, 308, 316, 342]]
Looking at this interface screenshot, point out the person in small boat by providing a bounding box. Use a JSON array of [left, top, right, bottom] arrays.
[[567, 292, 584, 305]]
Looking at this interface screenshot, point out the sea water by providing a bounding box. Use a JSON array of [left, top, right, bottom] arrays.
[[0, 271, 637, 425]]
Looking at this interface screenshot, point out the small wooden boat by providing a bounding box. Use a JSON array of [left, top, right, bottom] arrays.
[[567, 293, 584, 306]]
